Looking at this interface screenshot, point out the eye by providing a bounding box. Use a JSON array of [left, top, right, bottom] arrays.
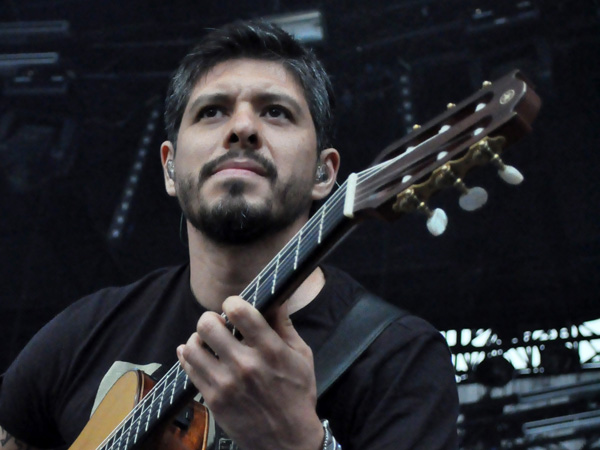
[[264, 106, 291, 120], [197, 106, 225, 120]]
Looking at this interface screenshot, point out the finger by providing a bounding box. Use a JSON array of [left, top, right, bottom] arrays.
[[177, 331, 223, 391], [266, 303, 313, 359], [197, 309, 247, 361], [223, 296, 278, 348]]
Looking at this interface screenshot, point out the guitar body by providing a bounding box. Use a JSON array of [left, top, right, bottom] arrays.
[[69, 370, 209, 450]]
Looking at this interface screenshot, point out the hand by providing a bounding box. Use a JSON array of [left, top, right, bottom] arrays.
[[177, 297, 324, 450]]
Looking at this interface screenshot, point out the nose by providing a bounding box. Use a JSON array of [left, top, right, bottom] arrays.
[[225, 106, 261, 150]]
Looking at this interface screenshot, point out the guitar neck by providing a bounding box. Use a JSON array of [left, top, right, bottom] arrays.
[[238, 176, 357, 314]]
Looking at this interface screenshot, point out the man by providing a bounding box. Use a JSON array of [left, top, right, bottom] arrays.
[[0, 21, 458, 450]]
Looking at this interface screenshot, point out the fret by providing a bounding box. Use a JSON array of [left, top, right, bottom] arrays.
[[133, 400, 142, 444], [156, 372, 168, 420], [129, 392, 147, 447], [252, 273, 260, 306], [170, 364, 180, 405], [105, 433, 115, 450], [113, 428, 123, 450], [293, 229, 302, 270], [184, 371, 189, 391], [115, 426, 128, 450], [123, 416, 132, 450], [144, 389, 156, 432], [271, 252, 280, 294], [318, 203, 327, 244]]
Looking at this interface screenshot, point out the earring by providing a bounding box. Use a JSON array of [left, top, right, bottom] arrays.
[[167, 160, 175, 180]]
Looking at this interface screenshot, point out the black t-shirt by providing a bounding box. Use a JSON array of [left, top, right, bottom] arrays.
[[0, 264, 458, 449]]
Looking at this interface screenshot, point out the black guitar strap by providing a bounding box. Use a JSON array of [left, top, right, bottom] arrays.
[[314, 289, 407, 398]]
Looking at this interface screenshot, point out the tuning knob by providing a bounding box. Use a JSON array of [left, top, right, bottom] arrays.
[[435, 165, 488, 211], [394, 188, 448, 236], [458, 186, 488, 211], [488, 153, 524, 185], [474, 138, 524, 185], [426, 208, 448, 236]]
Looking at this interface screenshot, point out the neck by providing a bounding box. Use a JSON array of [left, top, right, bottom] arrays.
[[187, 214, 324, 313]]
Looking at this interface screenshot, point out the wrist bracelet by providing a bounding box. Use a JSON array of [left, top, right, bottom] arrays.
[[321, 419, 342, 450]]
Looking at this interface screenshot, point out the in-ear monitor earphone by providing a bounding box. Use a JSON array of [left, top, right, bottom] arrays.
[[167, 160, 175, 180]]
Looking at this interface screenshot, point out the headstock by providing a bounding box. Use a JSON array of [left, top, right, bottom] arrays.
[[347, 70, 541, 235]]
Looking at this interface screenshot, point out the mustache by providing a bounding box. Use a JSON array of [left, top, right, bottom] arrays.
[[199, 151, 278, 184]]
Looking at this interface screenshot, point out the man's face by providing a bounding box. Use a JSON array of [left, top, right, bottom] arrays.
[[168, 58, 321, 245]]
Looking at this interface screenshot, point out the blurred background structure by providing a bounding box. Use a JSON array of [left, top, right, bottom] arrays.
[[0, 1, 599, 448]]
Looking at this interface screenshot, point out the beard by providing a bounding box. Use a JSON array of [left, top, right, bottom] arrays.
[[176, 152, 314, 245]]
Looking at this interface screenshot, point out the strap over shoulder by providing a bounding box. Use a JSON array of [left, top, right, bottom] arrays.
[[315, 289, 407, 398]]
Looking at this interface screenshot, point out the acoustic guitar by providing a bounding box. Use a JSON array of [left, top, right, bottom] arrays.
[[69, 70, 541, 450]]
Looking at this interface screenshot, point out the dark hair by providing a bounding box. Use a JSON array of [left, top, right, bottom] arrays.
[[164, 20, 335, 151]]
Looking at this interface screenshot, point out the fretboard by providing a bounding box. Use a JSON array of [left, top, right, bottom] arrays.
[[237, 176, 353, 314]]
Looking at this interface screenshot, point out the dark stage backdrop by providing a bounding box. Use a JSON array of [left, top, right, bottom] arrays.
[[0, 1, 598, 375]]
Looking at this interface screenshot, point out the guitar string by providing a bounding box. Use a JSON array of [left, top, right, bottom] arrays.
[[349, 134, 471, 210], [99, 363, 184, 450], [100, 152, 406, 449]]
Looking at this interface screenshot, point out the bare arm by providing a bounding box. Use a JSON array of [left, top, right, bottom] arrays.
[[0, 426, 40, 450]]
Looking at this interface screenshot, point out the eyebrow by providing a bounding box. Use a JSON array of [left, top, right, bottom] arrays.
[[187, 93, 231, 114], [255, 92, 304, 117], [186, 91, 305, 117]]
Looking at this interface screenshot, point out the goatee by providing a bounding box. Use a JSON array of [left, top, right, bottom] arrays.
[[177, 152, 313, 245]]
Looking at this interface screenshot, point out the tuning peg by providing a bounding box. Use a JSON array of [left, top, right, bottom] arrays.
[[426, 208, 448, 236], [434, 165, 488, 211], [487, 153, 524, 185], [495, 160, 524, 185], [473, 138, 524, 185], [458, 187, 488, 211], [394, 188, 448, 236]]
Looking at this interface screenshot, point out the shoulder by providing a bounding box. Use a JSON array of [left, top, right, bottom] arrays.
[[322, 264, 445, 339], [38, 264, 189, 333], [30, 263, 191, 370], [67, 264, 188, 313], [4, 263, 189, 378], [315, 268, 458, 449], [0, 264, 190, 448], [316, 264, 454, 393]]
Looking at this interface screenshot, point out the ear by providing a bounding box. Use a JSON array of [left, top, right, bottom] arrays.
[[312, 148, 340, 201], [161, 141, 177, 197]]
